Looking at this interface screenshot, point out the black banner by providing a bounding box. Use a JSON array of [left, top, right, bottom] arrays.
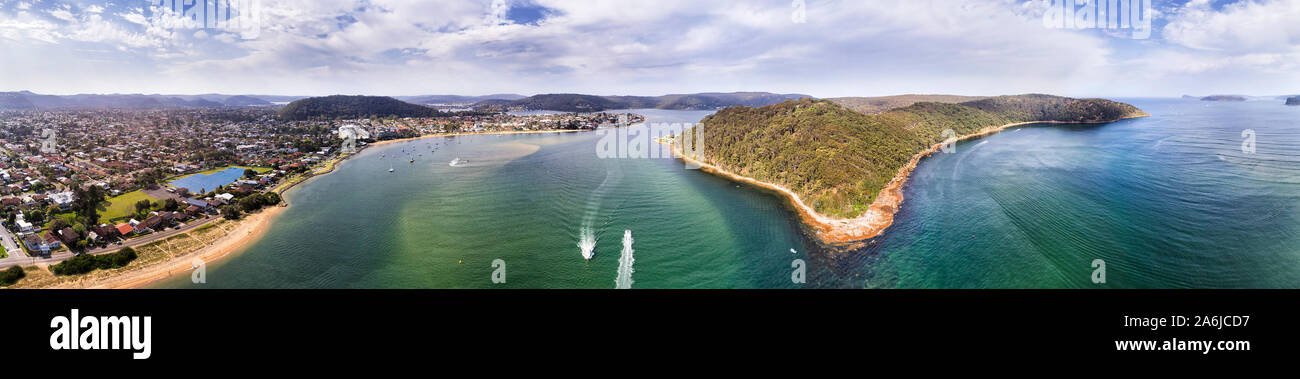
[[4, 290, 1293, 365]]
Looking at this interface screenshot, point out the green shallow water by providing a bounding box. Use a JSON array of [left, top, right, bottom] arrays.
[[157, 109, 815, 288], [157, 100, 1300, 288]]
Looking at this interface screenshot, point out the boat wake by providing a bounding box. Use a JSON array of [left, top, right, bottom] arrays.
[[615, 230, 635, 289], [577, 166, 619, 260], [578, 227, 597, 260]]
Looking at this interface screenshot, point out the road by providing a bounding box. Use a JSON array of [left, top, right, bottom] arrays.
[[0, 223, 28, 267], [0, 213, 223, 269]]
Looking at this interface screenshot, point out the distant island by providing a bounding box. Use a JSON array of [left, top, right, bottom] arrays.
[[672, 94, 1147, 244], [1287, 96, 1300, 106], [394, 94, 526, 105], [277, 95, 443, 120], [472, 92, 811, 112], [828, 94, 991, 114], [1201, 95, 1247, 102]]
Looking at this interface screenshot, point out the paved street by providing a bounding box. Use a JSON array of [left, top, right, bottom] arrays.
[[0, 214, 222, 269], [0, 223, 29, 267]]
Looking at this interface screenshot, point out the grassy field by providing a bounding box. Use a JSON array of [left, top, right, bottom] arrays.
[[98, 190, 160, 222], [43, 211, 78, 230]]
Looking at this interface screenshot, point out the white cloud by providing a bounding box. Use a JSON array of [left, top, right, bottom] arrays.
[[49, 7, 75, 22], [2, 0, 1296, 97], [1163, 0, 1300, 53], [0, 11, 63, 43]]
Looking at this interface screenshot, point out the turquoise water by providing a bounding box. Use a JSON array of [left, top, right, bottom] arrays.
[[169, 167, 247, 193], [156, 100, 1300, 288], [849, 99, 1300, 288]]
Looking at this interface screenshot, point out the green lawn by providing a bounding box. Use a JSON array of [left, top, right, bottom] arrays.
[[98, 190, 160, 222], [1, 244, 7, 259], [44, 211, 78, 230]]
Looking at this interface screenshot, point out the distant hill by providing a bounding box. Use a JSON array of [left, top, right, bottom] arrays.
[[221, 95, 273, 106], [1201, 95, 1247, 102], [395, 94, 526, 105], [277, 95, 437, 120], [830, 94, 990, 114], [473, 92, 813, 112], [0, 91, 280, 110], [688, 95, 1146, 220]]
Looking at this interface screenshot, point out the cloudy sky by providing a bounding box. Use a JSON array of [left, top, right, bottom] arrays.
[[0, 0, 1297, 97]]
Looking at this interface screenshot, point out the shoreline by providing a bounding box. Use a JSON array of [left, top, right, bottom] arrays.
[[42, 128, 593, 289], [668, 114, 1149, 245], [366, 129, 588, 148], [76, 205, 285, 289]]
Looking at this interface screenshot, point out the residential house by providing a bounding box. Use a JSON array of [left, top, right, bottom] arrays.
[[57, 227, 79, 245], [114, 223, 134, 237], [49, 191, 75, 211]]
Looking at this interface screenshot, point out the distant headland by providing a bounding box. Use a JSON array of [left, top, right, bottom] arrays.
[[672, 94, 1148, 245]]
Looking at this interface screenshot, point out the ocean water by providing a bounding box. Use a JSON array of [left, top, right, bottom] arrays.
[[847, 98, 1300, 288], [156, 99, 1300, 288]]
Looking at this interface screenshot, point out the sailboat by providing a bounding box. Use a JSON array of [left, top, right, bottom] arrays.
[[388, 162, 394, 172]]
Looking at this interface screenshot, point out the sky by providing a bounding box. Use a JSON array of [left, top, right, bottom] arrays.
[[0, 0, 1297, 98]]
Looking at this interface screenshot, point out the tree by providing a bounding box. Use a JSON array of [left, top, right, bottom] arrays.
[[48, 218, 69, 232], [237, 195, 265, 212], [27, 209, 45, 224], [243, 168, 258, 179], [0, 266, 25, 287], [134, 199, 152, 214], [263, 192, 282, 206], [163, 198, 179, 212], [221, 205, 241, 220]]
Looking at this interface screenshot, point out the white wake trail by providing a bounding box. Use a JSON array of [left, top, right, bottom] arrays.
[[578, 227, 597, 260], [578, 167, 619, 260], [615, 230, 635, 289]]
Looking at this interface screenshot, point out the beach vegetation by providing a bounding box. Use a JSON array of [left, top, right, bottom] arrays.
[[0, 266, 24, 286], [49, 247, 138, 276], [693, 95, 1145, 218], [221, 205, 241, 220]]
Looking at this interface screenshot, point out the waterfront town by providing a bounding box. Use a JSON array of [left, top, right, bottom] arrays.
[[0, 106, 643, 285]]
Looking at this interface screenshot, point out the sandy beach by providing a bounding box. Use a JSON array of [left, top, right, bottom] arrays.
[[43, 129, 591, 289], [667, 115, 1149, 245], [60, 205, 286, 289]]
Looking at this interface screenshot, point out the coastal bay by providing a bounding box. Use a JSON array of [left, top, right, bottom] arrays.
[[141, 98, 1300, 289]]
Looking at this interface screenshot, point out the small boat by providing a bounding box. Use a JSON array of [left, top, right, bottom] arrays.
[[449, 158, 465, 167]]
